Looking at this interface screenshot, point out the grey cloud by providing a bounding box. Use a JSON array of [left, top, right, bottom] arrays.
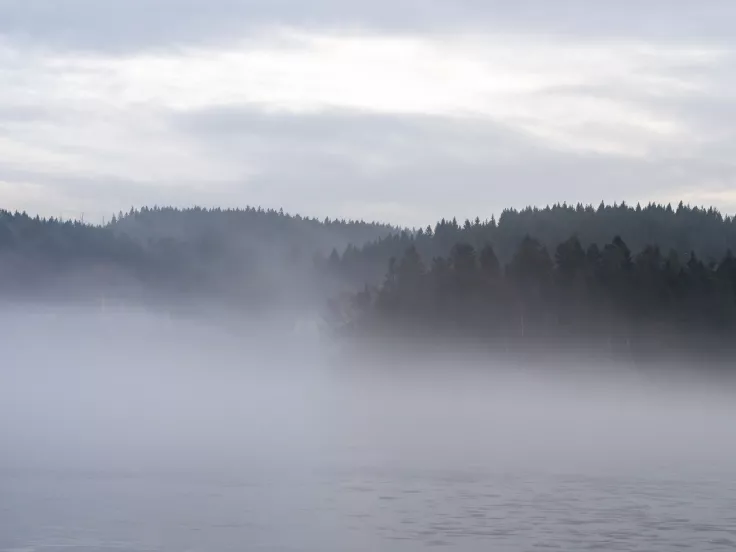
[[0, 0, 735, 53], [0, 163, 242, 220], [0, 0, 426, 53], [0, 106, 58, 124], [534, 60, 736, 162], [2, 102, 733, 226], [165, 106, 733, 225]]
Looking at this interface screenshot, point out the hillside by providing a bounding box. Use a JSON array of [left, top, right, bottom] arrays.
[[336, 202, 736, 287], [0, 202, 735, 319], [109, 206, 396, 257], [0, 206, 396, 307], [339, 233, 736, 364]]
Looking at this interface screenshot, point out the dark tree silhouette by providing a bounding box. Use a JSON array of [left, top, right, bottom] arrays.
[[342, 232, 736, 364], [336, 202, 736, 287], [3, 199, 736, 366]]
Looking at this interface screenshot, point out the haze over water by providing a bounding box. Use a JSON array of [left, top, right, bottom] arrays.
[[2, 307, 736, 551]]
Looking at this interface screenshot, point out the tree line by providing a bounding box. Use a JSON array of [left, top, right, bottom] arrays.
[[2, 200, 736, 347], [333, 202, 736, 288], [337, 234, 736, 362], [0, 206, 393, 307]]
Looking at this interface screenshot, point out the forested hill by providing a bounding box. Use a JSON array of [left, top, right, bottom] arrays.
[[109, 206, 397, 256], [336, 202, 736, 286], [0, 201, 735, 316], [339, 234, 736, 363], [0, 206, 396, 305]]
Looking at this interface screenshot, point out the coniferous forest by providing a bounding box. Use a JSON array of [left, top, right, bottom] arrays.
[[330, 202, 736, 363], [337, 235, 736, 363], [2, 200, 736, 362], [0, 206, 395, 308]]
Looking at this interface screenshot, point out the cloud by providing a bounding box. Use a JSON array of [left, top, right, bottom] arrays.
[[0, 3, 734, 225], [165, 106, 736, 226], [1, 1, 735, 54], [4, 31, 719, 148]]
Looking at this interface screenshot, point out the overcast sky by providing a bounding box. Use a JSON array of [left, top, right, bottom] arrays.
[[0, 1, 734, 226]]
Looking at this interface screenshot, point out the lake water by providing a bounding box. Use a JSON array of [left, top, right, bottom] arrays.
[[3, 464, 736, 552]]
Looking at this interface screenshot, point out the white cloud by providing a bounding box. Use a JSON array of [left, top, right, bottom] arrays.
[[6, 32, 722, 144], [0, 24, 734, 223]]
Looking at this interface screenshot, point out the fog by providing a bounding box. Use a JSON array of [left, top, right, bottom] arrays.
[[4, 305, 736, 551], [3, 305, 736, 482]]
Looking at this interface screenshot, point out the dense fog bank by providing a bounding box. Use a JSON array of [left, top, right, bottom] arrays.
[[2, 305, 736, 485]]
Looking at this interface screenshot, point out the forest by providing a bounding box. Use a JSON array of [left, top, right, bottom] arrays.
[[334, 201, 736, 287], [1, 201, 736, 360], [0, 206, 394, 308], [336, 233, 736, 362]]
